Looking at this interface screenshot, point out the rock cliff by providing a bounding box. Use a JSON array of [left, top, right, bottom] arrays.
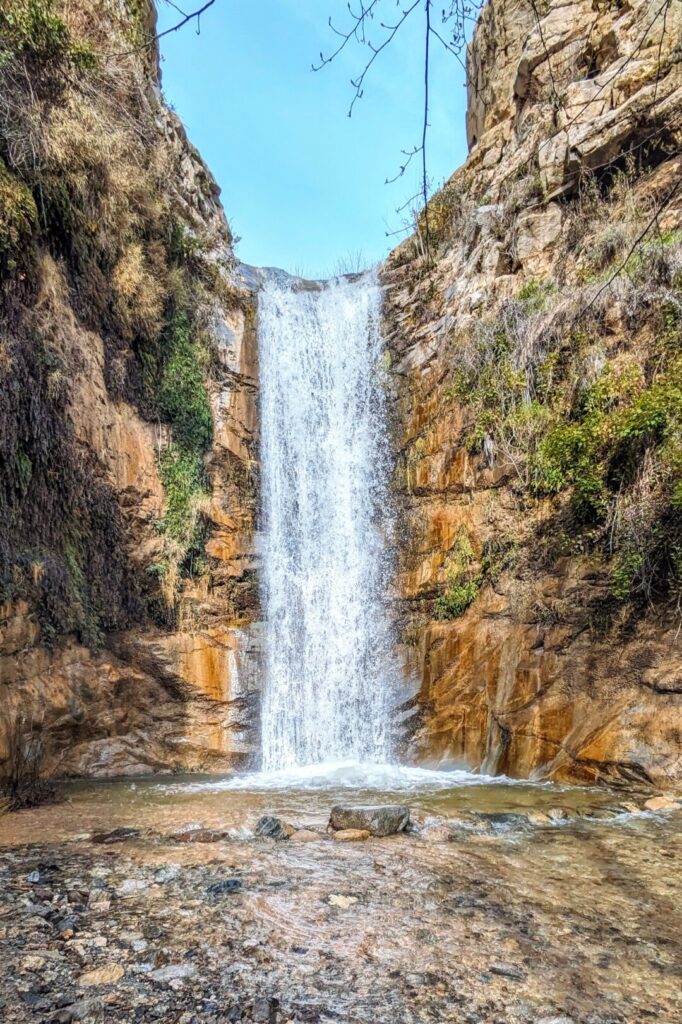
[[2, 0, 681, 791], [383, 0, 682, 788], [0, 0, 260, 776]]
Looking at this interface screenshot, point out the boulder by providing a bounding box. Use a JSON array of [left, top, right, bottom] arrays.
[[329, 804, 410, 837], [255, 815, 295, 841]]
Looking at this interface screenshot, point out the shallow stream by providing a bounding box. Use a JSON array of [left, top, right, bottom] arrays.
[[1, 765, 680, 1023]]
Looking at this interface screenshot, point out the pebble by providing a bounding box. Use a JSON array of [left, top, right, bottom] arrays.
[[489, 961, 525, 980], [117, 878, 148, 896], [290, 829, 321, 842], [255, 816, 295, 841], [78, 963, 125, 986], [332, 828, 370, 842], [21, 954, 45, 971], [328, 894, 358, 909], [91, 828, 141, 845], [149, 963, 197, 983], [644, 796, 679, 812], [206, 878, 243, 897]]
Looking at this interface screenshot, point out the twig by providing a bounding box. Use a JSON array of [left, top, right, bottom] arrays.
[[574, 162, 682, 323]]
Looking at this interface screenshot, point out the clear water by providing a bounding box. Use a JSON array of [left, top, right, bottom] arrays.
[[258, 273, 396, 771]]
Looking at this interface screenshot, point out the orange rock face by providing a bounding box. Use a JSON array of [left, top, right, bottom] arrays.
[[382, 0, 682, 790]]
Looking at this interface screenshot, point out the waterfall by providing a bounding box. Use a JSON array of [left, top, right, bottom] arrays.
[[258, 271, 394, 771]]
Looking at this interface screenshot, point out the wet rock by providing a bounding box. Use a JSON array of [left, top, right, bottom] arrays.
[[547, 808, 569, 822], [526, 811, 551, 825], [206, 878, 243, 897], [252, 996, 280, 1022], [172, 828, 229, 843], [255, 816, 295, 841], [332, 828, 370, 842], [476, 812, 526, 826], [489, 962, 525, 981], [117, 878, 148, 896], [149, 963, 197, 983], [329, 804, 410, 836], [419, 825, 453, 843], [78, 964, 125, 986], [22, 954, 46, 971], [53, 998, 103, 1023], [644, 796, 679, 812], [290, 829, 321, 842], [327, 894, 359, 909], [91, 828, 141, 845]]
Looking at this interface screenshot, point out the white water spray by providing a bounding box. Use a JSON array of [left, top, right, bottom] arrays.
[[258, 272, 394, 771]]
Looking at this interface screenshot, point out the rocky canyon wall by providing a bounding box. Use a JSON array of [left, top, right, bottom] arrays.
[[383, 0, 682, 788], [0, 0, 260, 776]]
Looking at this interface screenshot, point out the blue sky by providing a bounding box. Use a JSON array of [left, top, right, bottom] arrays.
[[156, 1, 469, 278]]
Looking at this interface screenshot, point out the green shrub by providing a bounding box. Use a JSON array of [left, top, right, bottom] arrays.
[[157, 446, 206, 550], [434, 530, 480, 620], [0, 160, 37, 274], [157, 309, 213, 455], [434, 578, 480, 620], [0, 0, 95, 70]]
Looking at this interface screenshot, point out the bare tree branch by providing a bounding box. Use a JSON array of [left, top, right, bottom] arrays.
[[102, 0, 217, 58]]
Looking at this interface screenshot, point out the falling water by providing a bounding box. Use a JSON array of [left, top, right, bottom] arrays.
[[258, 271, 394, 771]]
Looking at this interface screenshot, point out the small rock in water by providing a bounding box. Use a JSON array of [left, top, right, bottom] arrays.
[[149, 964, 197, 983], [78, 964, 125, 987], [489, 962, 525, 981], [206, 878, 243, 897], [526, 811, 551, 825], [332, 828, 370, 842], [476, 812, 525, 827], [172, 828, 228, 843], [91, 828, 141, 845], [328, 894, 358, 909], [329, 804, 410, 836], [547, 808, 569, 822], [117, 878, 148, 896], [290, 829, 321, 842], [255, 815, 295, 840], [644, 795, 679, 812]]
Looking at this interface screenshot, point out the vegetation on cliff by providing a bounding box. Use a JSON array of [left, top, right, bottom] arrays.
[[0, 0, 229, 643]]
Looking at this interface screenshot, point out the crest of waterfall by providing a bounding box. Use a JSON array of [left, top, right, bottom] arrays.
[[258, 271, 395, 771]]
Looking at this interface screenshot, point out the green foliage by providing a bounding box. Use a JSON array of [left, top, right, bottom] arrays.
[[434, 577, 480, 620], [157, 309, 213, 455], [64, 542, 104, 648], [157, 446, 206, 550], [516, 278, 555, 312], [0, 159, 37, 275], [153, 302, 213, 592], [434, 529, 478, 620], [531, 360, 682, 522], [610, 550, 644, 602], [0, 0, 96, 70], [434, 531, 518, 620]]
